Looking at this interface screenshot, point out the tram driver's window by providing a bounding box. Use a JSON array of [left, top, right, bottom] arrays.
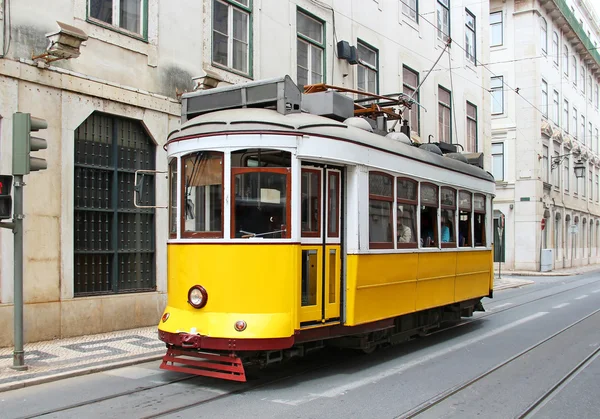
[[169, 158, 178, 236], [474, 194, 487, 246], [182, 151, 223, 237], [459, 191, 472, 247], [231, 149, 291, 239], [397, 178, 417, 248], [420, 183, 439, 247], [369, 172, 394, 249]]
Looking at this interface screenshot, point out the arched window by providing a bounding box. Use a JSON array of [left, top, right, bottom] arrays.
[[552, 32, 559, 64], [74, 113, 156, 296], [540, 18, 548, 54]]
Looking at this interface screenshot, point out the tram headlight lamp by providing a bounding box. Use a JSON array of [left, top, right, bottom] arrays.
[[188, 285, 208, 309]]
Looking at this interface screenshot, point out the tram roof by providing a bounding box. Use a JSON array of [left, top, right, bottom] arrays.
[[167, 108, 495, 183]]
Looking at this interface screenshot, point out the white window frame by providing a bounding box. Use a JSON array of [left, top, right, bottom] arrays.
[[402, 0, 418, 22], [88, 0, 146, 37], [492, 142, 504, 181], [491, 76, 504, 115], [465, 9, 476, 64], [437, 0, 450, 41], [357, 41, 378, 95], [212, 0, 251, 76], [296, 10, 325, 87], [540, 17, 547, 54], [490, 11, 503, 47], [541, 79, 548, 118]]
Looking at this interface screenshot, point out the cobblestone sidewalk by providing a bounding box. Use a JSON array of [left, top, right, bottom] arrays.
[[0, 326, 164, 392]]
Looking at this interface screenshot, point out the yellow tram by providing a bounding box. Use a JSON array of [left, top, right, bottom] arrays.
[[157, 76, 495, 381]]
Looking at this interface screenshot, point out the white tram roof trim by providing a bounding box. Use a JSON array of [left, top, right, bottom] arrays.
[[168, 108, 494, 183]]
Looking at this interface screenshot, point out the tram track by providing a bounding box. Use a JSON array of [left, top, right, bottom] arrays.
[[395, 307, 600, 419], [15, 276, 600, 419]]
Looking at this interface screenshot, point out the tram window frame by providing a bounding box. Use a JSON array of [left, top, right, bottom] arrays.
[[369, 171, 394, 249], [459, 190, 473, 247], [440, 187, 457, 248], [474, 193, 487, 247], [301, 168, 322, 238], [230, 149, 292, 239], [396, 177, 418, 249], [168, 158, 178, 238], [181, 151, 224, 239], [419, 182, 439, 248], [327, 171, 341, 238]]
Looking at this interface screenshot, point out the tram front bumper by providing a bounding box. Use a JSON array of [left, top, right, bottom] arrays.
[[158, 330, 295, 351]]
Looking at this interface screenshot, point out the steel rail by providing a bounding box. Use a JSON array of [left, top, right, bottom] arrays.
[[395, 307, 600, 419]]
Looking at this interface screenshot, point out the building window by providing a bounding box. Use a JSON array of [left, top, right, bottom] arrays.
[[437, 0, 450, 41], [74, 113, 156, 296], [540, 17, 547, 54], [588, 76, 593, 103], [465, 9, 476, 64], [573, 108, 577, 140], [573, 57, 577, 87], [369, 172, 393, 248], [563, 99, 569, 133], [581, 115, 586, 146], [402, 0, 418, 22], [542, 144, 549, 183], [490, 11, 503, 47], [595, 128, 599, 155], [552, 90, 559, 125], [403, 66, 420, 134], [88, 0, 146, 36], [563, 45, 569, 76], [589, 122, 593, 151], [492, 142, 504, 181], [438, 86, 451, 143], [594, 170, 600, 202], [564, 154, 570, 192], [491, 76, 504, 114], [466, 102, 477, 152], [357, 41, 378, 95], [580, 65, 585, 93], [589, 170, 593, 201], [297, 10, 325, 87], [596, 84, 599, 108], [212, 0, 251, 76], [541, 80, 548, 118], [553, 149, 560, 187], [582, 168, 586, 198], [552, 32, 559, 65]]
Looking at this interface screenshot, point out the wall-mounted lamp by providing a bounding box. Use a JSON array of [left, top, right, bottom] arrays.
[[192, 69, 223, 90], [32, 21, 88, 63], [573, 158, 586, 179]]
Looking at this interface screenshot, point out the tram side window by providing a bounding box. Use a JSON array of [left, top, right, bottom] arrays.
[[231, 149, 291, 239], [183, 152, 223, 237], [301, 169, 321, 237], [474, 194, 487, 246], [441, 187, 456, 247], [397, 178, 417, 248], [420, 183, 439, 247], [459, 191, 472, 247], [169, 158, 178, 236], [369, 172, 394, 248]]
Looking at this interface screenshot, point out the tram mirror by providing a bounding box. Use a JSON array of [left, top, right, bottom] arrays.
[[134, 169, 168, 209]]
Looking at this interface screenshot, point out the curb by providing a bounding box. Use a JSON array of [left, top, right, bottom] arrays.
[[0, 353, 164, 393]]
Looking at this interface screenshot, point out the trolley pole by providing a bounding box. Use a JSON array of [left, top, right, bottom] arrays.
[[12, 175, 26, 370]]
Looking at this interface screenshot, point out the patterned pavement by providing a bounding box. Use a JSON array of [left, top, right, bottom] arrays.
[[0, 326, 164, 392], [0, 271, 563, 393]]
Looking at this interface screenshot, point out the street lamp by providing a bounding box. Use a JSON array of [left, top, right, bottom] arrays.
[[573, 159, 586, 179]]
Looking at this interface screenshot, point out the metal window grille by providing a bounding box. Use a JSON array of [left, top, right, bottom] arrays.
[[74, 113, 156, 296]]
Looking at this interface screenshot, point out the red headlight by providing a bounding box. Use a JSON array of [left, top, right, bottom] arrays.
[[188, 285, 208, 309], [161, 312, 170, 323], [234, 320, 247, 332]]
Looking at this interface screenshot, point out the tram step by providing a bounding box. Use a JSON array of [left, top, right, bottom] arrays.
[[160, 348, 247, 382]]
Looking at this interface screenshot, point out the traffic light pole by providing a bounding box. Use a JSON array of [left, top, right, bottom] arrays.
[[11, 175, 26, 370]]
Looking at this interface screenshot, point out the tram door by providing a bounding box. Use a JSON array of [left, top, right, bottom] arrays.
[[299, 166, 342, 326]]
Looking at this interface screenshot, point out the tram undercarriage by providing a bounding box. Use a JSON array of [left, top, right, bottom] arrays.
[[159, 298, 484, 382]]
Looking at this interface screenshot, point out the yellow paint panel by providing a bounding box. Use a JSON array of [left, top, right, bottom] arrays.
[[346, 254, 418, 325], [160, 244, 299, 338], [455, 251, 493, 301], [416, 252, 457, 310]]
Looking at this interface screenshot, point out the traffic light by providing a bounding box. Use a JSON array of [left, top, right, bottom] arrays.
[[12, 112, 48, 176], [0, 175, 13, 220]]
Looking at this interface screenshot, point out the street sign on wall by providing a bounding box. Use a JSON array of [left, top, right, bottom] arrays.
[[541, 218, 546, 230]]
